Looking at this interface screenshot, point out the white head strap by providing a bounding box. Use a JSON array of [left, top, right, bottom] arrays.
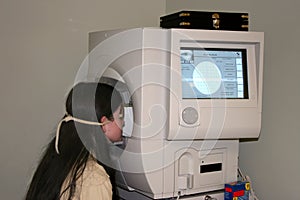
[[55, 115, 109, 154]]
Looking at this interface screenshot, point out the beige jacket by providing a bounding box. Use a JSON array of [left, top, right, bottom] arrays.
[[60, 157, 112, 200]]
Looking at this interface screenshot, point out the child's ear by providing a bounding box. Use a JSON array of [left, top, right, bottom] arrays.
[[100, 116, 107, 123], [100, 116, 108, 132]]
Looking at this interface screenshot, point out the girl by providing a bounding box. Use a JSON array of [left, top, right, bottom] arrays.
[[25, 82, 124, 200]]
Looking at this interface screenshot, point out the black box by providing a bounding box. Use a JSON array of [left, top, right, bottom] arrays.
[[160, 10, 249, 31]]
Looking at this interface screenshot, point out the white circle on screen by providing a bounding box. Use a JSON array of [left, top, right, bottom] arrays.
[[192, 61, 222, 95]]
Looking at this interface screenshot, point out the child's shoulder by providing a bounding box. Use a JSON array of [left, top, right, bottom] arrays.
[[82, 157, 110, 186]]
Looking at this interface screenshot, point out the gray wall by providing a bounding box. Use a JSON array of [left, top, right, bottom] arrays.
[[0, 1, 165, 199], [166, 0, 300, 199]]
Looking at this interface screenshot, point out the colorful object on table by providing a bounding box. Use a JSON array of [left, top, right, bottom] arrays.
[[225, 181, 250, 200]]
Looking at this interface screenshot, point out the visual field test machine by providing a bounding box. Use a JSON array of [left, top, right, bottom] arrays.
[[86, 28, 264, 199]]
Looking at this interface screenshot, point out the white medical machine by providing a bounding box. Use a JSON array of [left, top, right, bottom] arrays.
[[88, 28, 264, 199]]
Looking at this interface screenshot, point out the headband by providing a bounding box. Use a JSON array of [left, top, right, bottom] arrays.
[[55, 115, 109, 154]]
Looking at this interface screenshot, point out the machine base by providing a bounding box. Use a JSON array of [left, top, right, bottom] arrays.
[[117, 187, 224, 200]]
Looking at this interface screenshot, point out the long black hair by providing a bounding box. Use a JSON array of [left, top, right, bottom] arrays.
[[25, 82, 122, 200]]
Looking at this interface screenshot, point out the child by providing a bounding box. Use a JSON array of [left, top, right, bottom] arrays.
[[25, 82, 124, 200]]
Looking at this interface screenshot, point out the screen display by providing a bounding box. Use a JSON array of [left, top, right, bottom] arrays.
[[181, 48, 248, 99]]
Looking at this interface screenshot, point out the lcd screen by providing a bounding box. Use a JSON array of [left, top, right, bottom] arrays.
[[181, 48, 248, 99]]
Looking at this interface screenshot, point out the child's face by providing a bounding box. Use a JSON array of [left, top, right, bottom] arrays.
[[102, 105, 124, 142]]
